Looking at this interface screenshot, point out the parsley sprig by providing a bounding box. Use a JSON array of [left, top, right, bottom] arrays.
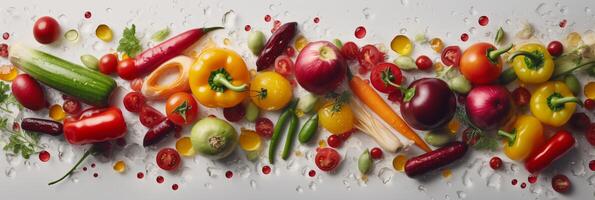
[[117, 24, 143, 57], [0, 81, 40, 159]]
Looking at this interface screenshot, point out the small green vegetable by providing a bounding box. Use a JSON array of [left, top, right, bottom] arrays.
[[424, 129, 453, 147], [268, 100, 297, 164], [332, 39, 343, 49], [494, 27, 505, 45], [248, 31, 266, 55], [151, 27, 170, 42], [358, 149, 372, 174], [117, 24, 142, 57], [80, 54, 99, 70], [298, 113, 319, 143], [281, 113, 299, 160], [191, 117, 238, 160], [296, 92, 319, 113], [448, 75, 472, 94], [0, 82, 21, 113], [245, 102, 260, 122], [563, 74, 581, 95], [393, 56, 417, 70], [498, 67, 518, 85]]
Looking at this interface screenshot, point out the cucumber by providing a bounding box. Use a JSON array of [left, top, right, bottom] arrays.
[[9, 44, 116, 106]]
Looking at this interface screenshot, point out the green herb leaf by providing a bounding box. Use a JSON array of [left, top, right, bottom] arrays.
[[151, 27, 170, 42], [326, 91, 350, 113], [473, 134, 498, 150], [117, 24, 142, 57], [494, 27, 505, 45]]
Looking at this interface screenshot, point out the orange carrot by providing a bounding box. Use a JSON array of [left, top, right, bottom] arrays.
[[349, 75, 432, 152]]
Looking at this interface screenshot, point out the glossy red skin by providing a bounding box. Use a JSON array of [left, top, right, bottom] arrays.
[[295, 41, 347, 95], [223, 103, 245, 122], [358, 45, 385, 71], [139, 104, 166, 128], [33, 16, 60, 44], [143, 120, 178, 146], [547, 41, 564, 57], [415, 55, 433, 70], [166, 93, 199, 125], [257, 22, 297, 71], [99, 54, 118, 74], [63, 99, 81, 114], [370, 62, 403, 94], [465, 85, 514, 130], [63, 107, 127, 145], [117, 58, 137, 80], [400, 78, 456, 130], [21, 118, 62, 136], [11, 74, 47, 110], [315, 148, 342, 171], [441, 46, 462, 67], [525, 130, 575, 173], [156, 148, 181, 171], [404, 141, 468, 177], [341, 42, 360, 60], [123, 92, 146, 113], [460, 42, 502, 85]]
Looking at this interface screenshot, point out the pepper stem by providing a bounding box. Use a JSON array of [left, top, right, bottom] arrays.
[[212, 72, 247, 92], [48, 149, 94, 185], [507, 50, 544, 70], [487, 43, 513, 63], [550, 96, 583, 107], [380, 68, 407, 93], [497, 129, 517, 146]]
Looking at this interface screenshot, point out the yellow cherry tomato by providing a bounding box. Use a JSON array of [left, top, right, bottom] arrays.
[[318, 101, 354, 134], [249, 71, 292, 111]]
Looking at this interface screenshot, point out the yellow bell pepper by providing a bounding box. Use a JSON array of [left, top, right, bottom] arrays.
[[497, 115, 545, 161], [508, 43, 554, 84], [189, 48, 250, 108], [530, 81, 581, 127]]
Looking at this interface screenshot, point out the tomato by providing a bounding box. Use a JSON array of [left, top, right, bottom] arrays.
[[551, 174, 571, 193], [315, 148, 341, 171], [156, 148, 181, 171], [415, 55, 433, 70], [11, 74, 47, 110], [223, 103, 246, 122], [341, 41, 360, 60], [165, 92, 199, 126], [547, 41, 564, 57], [63, 99, 81, 114], [123, 92, 146, 113], [587, 123, 595, 146], [130, 78, 143, 92], [33, 16, 60, 44], [255, 117, 274, 138], [358, 44, 385, 73], [139, 104, 165, 128], [459, 43, 503, 84], [370, 147, 383, 159], [327, 135, 342, 148], [274, 55, 294, 77], [99, 53, 119, 75], [512, 87, 531, 107], [117, 58, 137, 80], [250, 71, 293, 111], [489, 156, 502, 170], [318, 101, 354, 134], [441, 46, 462, 67], [370, 62, 403, 94]]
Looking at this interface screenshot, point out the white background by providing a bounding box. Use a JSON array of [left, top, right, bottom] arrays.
[[0, 0, 594, 199]]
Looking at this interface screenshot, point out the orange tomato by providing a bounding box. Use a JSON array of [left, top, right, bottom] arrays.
[[165, 92, 199, 126], [459, 42, 507, 85]]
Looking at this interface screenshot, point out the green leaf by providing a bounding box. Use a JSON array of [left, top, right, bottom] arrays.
[[151, 27, 170, 42], [117, 24, 143, 57]]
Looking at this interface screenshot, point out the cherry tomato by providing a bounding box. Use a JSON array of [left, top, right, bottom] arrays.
[[274, 55, 294, 77], [512, 87, 531, 107], [63, 99, 81, 114], [370, 147, 383, 159], [441, 46, 462, 67], [33, 16, 60, 44], [547, 41, 564, 57], [156, 148, 181, 171], [551, 174, 570, 193], [315, 148, 341, 171], [255, 117, 274, 138], [415, 55, 433, 70], [459, 43, 503, 84], [318, 101, 354, 134], [165, 92, 199, 126], [489, 156, 502, 170], [327, 135, 342, 148], [285, 47, 296, 57], [99, 54, 119, 75], [341, 41, 360, 60], [139, 104, 165, 128], [117, 58, 137, 80], [250, 72, 292, 111], [223, 103, 246, 122], [586, 123, 595, 146], [585, 99, 595, 110], [11, 74, 47, 110], [369, 62, 403, 94], [130, 78, 143, 92], [358, 45, 385, 73], [123, 92, 146, 113]]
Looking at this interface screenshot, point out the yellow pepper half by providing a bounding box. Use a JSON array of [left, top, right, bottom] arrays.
[[497, 115, 545, 161], [508, 43, 554, 84], [530, 81, 581, 127], [189, 48, 250, 108]]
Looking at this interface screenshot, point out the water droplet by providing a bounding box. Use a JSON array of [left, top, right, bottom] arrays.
[[399, 28, 408, 34], [487, 173, 501, 189], [571, 161, 586, 176], [362, 8, 372, 20], [5, 167, 15, 178], [204, 183, 212, 189], [106, 8, 112, 13], [469, 6, 478, 15], [222, 10, 237, 29], [560, 6, 568, 15], [510, 163, 520, 172], [535, 3, 552, 16], [378, 167, 394, 184], [400, 0, 408, 6], [418, 184, 426, 192], [296, 185, 304, 193], [462, 170, 473, 187], [124, 143, 144, 161], [530, 184, 543, 194], [206, 167, 223, 177], [249, 179, 257, 189], [457, 191, 467, 199], [355, 26, 367, 39], [308, 181, 317, 190], [588, 175, 595, 185]]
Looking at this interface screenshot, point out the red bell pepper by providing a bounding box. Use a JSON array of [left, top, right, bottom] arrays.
[[63, 107, 127, 144], [524, 130, 575, 173], [118, 27, 222, 80]]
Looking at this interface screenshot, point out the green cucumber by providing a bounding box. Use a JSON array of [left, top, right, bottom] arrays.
[[9, 44, 116, 106]]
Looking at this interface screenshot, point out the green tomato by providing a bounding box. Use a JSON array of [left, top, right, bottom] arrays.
[[424, 129, 453, 147], [393, 56, 417, 70], [191, 117, 238, 160], [248, 31, 266, 55], [448, 75, 472, 94], [245, 101, 260, 122]]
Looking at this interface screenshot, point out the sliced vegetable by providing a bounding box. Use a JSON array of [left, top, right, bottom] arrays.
[[80, 54, 99, 70], [143, 120, 179, 146], [123, 92, 146, 113], [257, 22, 298, 71], [223, 103, 246, 122], [156, 148, 181, 171], [141, 56, 193, 99], [315, 147, 341, 171], [441, 46, 462, 67], [139, 104, 166, 128], [352, 99, 407, 153]]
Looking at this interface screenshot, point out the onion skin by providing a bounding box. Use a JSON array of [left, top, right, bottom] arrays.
[[466, 85, 514, 130], [295, 41, 347, 95]]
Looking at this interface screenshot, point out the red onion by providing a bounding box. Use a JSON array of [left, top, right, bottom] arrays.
[[295, 41, 347, 95], [465, 85, 514, 130]]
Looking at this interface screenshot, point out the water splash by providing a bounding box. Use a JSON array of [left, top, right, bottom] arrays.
[[486, 173, 501, 189]]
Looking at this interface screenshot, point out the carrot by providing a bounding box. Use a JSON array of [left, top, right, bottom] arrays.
[[349, 75, 432, 152]]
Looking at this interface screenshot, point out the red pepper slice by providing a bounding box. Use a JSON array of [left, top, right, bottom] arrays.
[[524, 130, 575, 173], [63, 107, 127, 145]]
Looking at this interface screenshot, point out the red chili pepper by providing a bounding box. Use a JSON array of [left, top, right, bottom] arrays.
[[256, 22, 297, 71], [63, 107, 127, 144], [143, 119, 179, 146], [524, 130, 575, 173], [118, 27, 222, 80]]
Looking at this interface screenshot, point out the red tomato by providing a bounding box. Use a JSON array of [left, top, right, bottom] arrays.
[[117, 59, 137, 80], [139, 104, 166, 128], [369, 62, 403, 94], [274, 55, 294, 76], [441, 45, 462, 67], [223, 103, 246, 122], [370, 147, 383, 159], [512, 87, 531, 107], [255, 117, 274, 138], [123, 92, 146, 113], [165, 92, 199, 126], [327, 135, 342, 148], [156, 148, 181, 171], [130, 78, 143, 92], [489, 156, 502, 170], [415, 55, 433, 70], [341, 41, 360, 60], [459, 43, 503, 84], [11, 74, 47, 110], [63, 99, 81, 114], [99, 54, 119, 75], [315, 148, 341, 171], [33, 16, 60, 44], [547, 41, 564, 57], [358, 45, 385, 73], [551, 174, 571, 193]]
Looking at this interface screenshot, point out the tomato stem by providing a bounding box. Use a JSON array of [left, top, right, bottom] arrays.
[[48, 148, 94, 185], [487, 43, 513, 63]]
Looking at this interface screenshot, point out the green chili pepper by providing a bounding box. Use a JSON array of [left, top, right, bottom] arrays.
[[563, 74, 581, 95], [268, 100, 297, 164], [281, 113, 299, 160], [298, 113, 319, 144]]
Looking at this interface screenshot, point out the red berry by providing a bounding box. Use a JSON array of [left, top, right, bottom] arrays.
[[551, 174, 571, 193], [341, 41, 360, 60], [370, 147, 383, 159], [585, 99, 595, 110], [327, 135, 342, 148], [225, 170, 233, 179], [415, 55, 433, 70], [547, 41, 564, 57], [489, 156, 502, 170], [262, 166, 271, 174]]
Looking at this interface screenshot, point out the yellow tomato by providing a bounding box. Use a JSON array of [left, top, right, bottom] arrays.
[[318, 101, 354, 134], [250, 72, 292, 111]]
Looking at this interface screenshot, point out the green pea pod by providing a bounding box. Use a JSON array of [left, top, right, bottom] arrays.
[[298, 113, 319, 143], [563, 74, 580, 95], [245, 101, 260, 122], [281, 113, 299, 160], [424, 129, 453, 147], [268, 100, 297, 164], [80, 54, 99, 70], [358, 149, 372, 174]]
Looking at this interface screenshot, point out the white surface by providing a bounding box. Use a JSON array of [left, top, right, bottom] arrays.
[[1, 0, 594, 199]]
